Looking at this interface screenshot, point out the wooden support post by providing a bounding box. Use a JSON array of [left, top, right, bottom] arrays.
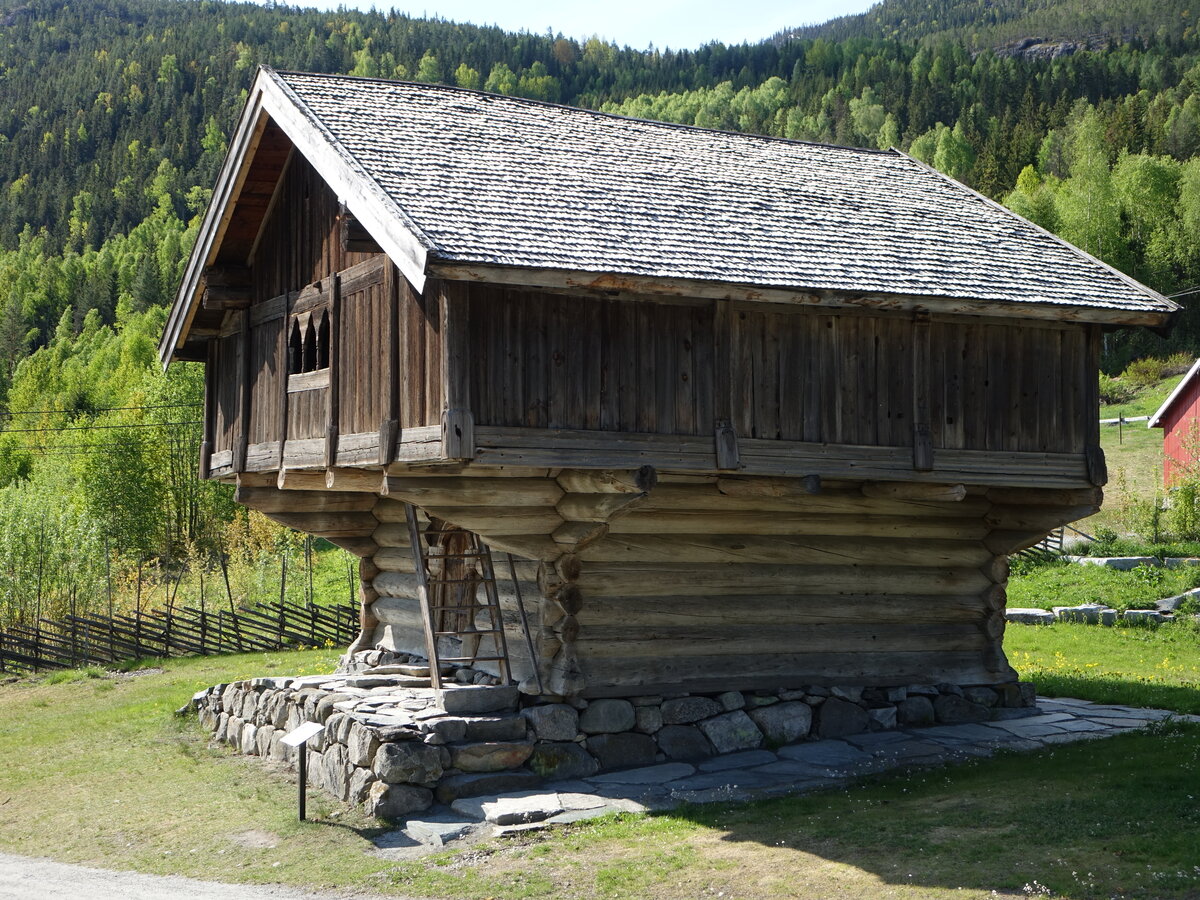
[[278, 289, 293, 468], [912, 312, 933, 472], [712, 299, 739, 470], [380, 262, 401, 466], [325, 274, 342, 468], [440, 280, 475, 461], [1084, 324, 1108, 486], [233, 310, 252, 473], [200, 341, 216, 480]]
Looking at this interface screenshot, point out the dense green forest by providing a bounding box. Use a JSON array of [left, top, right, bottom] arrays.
[[3, 0, 1200, 626]]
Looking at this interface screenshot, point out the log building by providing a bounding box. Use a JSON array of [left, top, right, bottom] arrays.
[[161, 68, 1177, 698]]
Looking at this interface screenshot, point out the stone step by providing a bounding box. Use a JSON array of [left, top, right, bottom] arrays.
[[362, 664, 451, 678], [461, 714, 529, 742], [434, 770, 543, 804], [438, 684, 519, 715], [449, 738, 535, 773]]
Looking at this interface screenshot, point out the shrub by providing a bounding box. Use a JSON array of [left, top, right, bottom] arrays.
[[1098, 372, 1134, 404], [1163, 351, 1195, 376], [1120, 356, 1169, 387]]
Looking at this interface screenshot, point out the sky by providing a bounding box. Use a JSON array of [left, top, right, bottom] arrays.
[[302, 1, 880, 50]]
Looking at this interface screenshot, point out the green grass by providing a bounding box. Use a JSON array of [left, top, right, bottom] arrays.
[[1006, 619, 1200, 714], [1007, 558, 1200, 612], [0, 631, 1198, 899], [1100, 372, 1184, 420]]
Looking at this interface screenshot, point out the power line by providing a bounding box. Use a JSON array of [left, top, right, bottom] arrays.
[[1, 421, 201, 434], [1, 402, 201, 417]]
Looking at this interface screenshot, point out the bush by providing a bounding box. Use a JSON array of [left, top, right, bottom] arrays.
[[1120, 356, 1165, 387], [1163, 351, 1195, 376], [1098, 372, 1135, 404]]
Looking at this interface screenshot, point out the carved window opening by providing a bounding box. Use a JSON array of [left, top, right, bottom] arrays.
[[286, 303, 331, 382], [288, 320, 303, 374], [316, 310, 330, 370]]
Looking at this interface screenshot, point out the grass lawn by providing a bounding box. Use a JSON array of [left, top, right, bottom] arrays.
[[1006, 558, 1200, 612], [0, 634, 1197, 900]]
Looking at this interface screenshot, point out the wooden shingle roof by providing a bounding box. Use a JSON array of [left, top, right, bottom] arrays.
[[162, 67, 1176, 363]]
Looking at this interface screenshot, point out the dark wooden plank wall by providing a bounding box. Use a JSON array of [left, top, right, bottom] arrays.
[[212, 332, 241, 453], [467, 286, 1091, 454], [208, 150, 447, 459], [248, 318, 284, 444], [337, 264, 388, 437], [467, 286, 713, 434], [251, 154, 375, 302]]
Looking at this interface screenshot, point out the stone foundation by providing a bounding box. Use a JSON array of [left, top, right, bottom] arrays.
[[189, 656, 1037, 821]]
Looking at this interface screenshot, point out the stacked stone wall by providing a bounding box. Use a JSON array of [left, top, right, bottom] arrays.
[[191, 669, 1036, 821]]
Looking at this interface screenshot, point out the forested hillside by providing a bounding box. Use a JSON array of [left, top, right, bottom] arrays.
[[3, 0, 1200, 626], [784, 0, 1200, 48]]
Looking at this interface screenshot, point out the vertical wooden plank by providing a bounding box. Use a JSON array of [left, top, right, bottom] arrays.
[[691, 303, 714, 439], [325, 275, 341, 467], [548, 294, 569, 429], [673, 306, 695, 436], [712, 299, 732, 435], [582, 299, 602, 431], [1084, 323, 1107, 485], [804, 313, 822, 443], [819, 316, 838, 444], [425, 285, 442, 427], [857, 316, 877, 447], [636, 303, 657, 434], [506, 290, 525, 427], [277, 291, 293, 465], [759, 311, 780, 441], [655, 306, 677, 435], [380, 265, 400, 462], [200, 341, 216, 479], [1004, 324, 1023, 452], [234, 311, 252, 472], [440, 279, 474, 459], [911, 313, 933, 471], [598, 298, 617, 430]]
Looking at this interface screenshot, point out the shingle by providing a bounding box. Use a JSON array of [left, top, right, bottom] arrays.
[[275, 70, 1172, 314]]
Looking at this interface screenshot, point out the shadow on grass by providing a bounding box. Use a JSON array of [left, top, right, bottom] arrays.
[[659, 720, 1200, 900], [1031, 672, 1200, 715]]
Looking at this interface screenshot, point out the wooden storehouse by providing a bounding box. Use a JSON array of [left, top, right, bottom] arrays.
[[1149, 358, 1200, 485], [161, 67, 1177, 698]]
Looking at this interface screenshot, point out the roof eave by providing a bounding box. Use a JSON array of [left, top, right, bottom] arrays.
[[158, 78, 271, 368], [425, 258, 1178, 327], [1148, 357, 1200, 428], [160, 67, 437, 368]]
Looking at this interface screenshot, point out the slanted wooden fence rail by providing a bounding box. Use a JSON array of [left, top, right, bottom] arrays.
[[0, 599, 357, 673]]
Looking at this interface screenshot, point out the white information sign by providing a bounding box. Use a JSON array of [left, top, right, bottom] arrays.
[[281, 721, 324, 747]]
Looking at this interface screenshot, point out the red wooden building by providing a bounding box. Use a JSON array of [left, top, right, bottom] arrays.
[[1149, 359, 1200, 485]]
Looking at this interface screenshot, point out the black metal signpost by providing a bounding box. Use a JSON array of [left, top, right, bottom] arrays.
[[280, 721, 325, 821]]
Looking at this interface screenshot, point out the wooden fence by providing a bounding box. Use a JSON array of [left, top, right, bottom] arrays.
[[0, 598, 357, 673]]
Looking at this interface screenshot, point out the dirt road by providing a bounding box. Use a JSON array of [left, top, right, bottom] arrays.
[[0, 852, 396, 900]]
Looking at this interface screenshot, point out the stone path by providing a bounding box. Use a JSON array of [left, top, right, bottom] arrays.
[[377, 697, 1199, 853]]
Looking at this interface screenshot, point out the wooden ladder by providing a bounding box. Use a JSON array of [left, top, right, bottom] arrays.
[[404, 502, 512, 690]]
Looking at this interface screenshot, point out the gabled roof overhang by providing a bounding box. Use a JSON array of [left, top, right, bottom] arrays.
[[159, 67, 435, 367]]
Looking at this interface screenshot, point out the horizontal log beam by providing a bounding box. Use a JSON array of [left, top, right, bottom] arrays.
[[577, 534, 993, 567], [609, 510, 987, 540], [577, 563, 992, 597], [382, 476, 563, 507]]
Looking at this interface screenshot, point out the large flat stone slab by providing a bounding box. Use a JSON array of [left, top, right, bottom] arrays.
[[587, 763, 696, 785]]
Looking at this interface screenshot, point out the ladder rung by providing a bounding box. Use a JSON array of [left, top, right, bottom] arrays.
[[426, 578, 492, 585], [427, 552, 489, 559]]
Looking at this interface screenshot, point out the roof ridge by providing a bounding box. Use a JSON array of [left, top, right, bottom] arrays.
[[272, 68, 901, 157]]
